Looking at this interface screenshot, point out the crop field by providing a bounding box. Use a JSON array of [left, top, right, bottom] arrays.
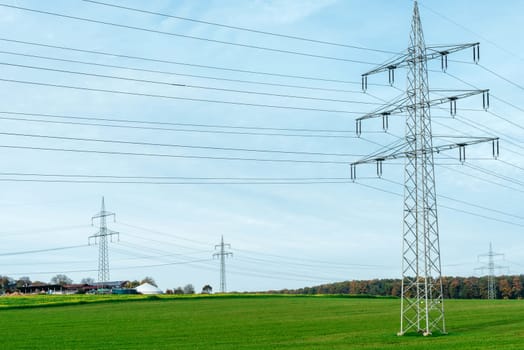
[[0, 295, 522, 349]]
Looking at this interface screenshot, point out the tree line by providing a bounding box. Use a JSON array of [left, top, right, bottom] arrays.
[[271, 275, 524, 299]]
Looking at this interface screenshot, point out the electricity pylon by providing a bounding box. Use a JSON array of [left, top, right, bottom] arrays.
[[89, 196, 119, 289], [213, 235, 232, 293], [476, 242, 508, 299], [351, 1, 498, 336]]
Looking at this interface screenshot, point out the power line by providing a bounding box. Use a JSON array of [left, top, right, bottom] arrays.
[[355, 179, 524, 228], [380, 178, 524, 222], [0, 143, 355, 164], [444, 71, 524, 123], [0, 244, 87, 257], [0, 131, 364, 157], [82, 0, 397, 55], [0, 114, 366, 139], [0, 3, 379, 64], [3, 258, 215, 276], [0, 178, 352, 185], [0, 50, 364, 94], [0, 61, 383, 106], [0, 172, 349, 181], [419, 2, 523, 61], [0, 111, 363, 134], [478, 64, 524, 92], [0, 115, 363, 139], [0, 38, 387, 86], [0, 77, 366, 114]]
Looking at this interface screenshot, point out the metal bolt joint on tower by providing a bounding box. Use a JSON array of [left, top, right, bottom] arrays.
[[351, 1, 499, 336], [475, 242, 508, 299], [89, 196, 119, 289], [213, 235, 232, 293]]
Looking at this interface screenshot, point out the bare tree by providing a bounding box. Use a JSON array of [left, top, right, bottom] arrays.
[[50, 274, 72, 285], [81, 277, 95, 285], [183, 284, 195, 294], [140, 276, 157, 287]]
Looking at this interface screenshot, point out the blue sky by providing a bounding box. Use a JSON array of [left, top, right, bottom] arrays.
[[0, 0, 522, 292]]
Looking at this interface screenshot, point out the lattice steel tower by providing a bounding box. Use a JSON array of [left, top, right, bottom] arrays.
[[476, 242, 507, 299], [89, 197, 119, 287], [213, 235, 232, 293], [351, 1, 498, 335]]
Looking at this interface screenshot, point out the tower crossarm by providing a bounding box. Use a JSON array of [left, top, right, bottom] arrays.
[[91, 211, 116, 224], [88, 229, 120, 244], [350, 137, 498, 178], [356, 89, 488, 134], [361, 42, 479, 89]]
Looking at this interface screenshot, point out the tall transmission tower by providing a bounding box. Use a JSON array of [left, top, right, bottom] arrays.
[[351, 1, 498, 336], [89, 196, 119, 289], [476, 242, 508, 299], [213, 235, 232, 293]]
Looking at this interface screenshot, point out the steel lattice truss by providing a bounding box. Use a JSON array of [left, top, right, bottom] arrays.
[[213, 235, 232, 293], [89, 197, 119, 287], [351, 1, 498, 336]]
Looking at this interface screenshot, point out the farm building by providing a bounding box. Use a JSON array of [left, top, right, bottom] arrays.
[[135, 283, 163, 295]]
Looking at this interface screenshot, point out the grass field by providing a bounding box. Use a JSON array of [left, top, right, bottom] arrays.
[[0, 295, 522, 349]]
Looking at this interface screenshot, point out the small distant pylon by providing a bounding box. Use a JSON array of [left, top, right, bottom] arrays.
[[213, 236, 232, 293], [475, 242, 508, 299], [89, 196, 119, 289]]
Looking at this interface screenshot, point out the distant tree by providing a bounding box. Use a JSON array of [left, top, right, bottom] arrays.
[[511, 276, 523, 299], [50, 274, 73, 285], [141, 276, 157, 287], [183, 284, 195, 294], [499, 278, 511, 299], [81, 277, 95, 285], [201, 285, 212, 294], [0, 276, 14, 291], [15, 276, 31, 288], [165, 289, 174, 295], [125, 280, 140, 288], [173, 287, 184, 295]]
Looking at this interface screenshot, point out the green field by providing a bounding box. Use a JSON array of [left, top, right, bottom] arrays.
[[0, 295, 522, 349]]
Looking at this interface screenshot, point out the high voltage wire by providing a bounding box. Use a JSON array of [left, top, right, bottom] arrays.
[[0, 50, 364, 94], [440, 164, 524, 195], [359, 130, 524, 196], [0, 172, 349, 182], [82, 0, 397, 55], [0, 178, 352, 185], [419, 2, 524, 61], [0, 224, 89, 237], [0, 111, 391, 139], [0, 115, 363, 139], [0, 3, 380, 65], [380, 178, 524, 222], [0, 111, 362, 134], [0, 77, 366, 114], [0, 131, 364, 157], [444, 71, 524, 122], [0, 61, 383, 106], [478, 64, 524, 92], [0, 143, 357, 164], [0, 38, 387, 86], [119, 221, 389, 270], [0, 244, 87, 257], [354, 179, 524, 228], [3, 258, 215, 276]]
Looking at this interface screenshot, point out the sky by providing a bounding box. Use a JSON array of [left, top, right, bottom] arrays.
[[0, 0, 522, 292]]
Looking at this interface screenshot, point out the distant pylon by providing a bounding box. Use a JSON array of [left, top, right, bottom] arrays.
[[89, 197, 119, 288], [213, 236, 232, 293], [476, 242, 507, 299]]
